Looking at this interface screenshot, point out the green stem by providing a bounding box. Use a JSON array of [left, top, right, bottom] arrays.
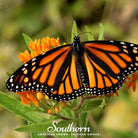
[[74, 96, 84, 112], [68, 101, 75, 107], [74, 95, 97, 112]]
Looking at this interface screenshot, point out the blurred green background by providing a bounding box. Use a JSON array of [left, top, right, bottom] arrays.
[[0, 0, 138, 138]]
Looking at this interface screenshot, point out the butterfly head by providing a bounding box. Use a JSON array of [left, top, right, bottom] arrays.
[[73, 36, 82, 52], [73, 36, 80, 43]]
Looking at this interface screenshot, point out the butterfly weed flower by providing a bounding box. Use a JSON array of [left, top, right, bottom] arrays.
[[18, 37, 62, 63], [16, 91, 39, 107], [45, 94, 50, 100], [47, 109, 53, 114], [36, 91, 45, 100], [55, 107, 60, 113], [124, 72, 138, 92]]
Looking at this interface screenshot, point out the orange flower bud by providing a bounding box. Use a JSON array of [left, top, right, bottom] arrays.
[[55, 107, 60, 113], [59, 101, 67, 108], [48, 109, 53, 114], [36, 92, 45, 100], [45, 95, 50, 100]]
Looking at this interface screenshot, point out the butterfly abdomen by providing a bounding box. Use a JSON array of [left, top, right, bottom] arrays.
[[72, 39, 89, 87], [75, 56, 89, 87]]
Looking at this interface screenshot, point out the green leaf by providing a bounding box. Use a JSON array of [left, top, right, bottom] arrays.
[[28, 121, 45, 138], [15, 123, 52, 132], [85, 26, 95, 41], [71, 21, 78, 42], [0, 91, 47, 124], [98, 23, 104, 40], [23, 33, 33, 52], [61, 107, 74, 118], [15, 120, 77, 132]]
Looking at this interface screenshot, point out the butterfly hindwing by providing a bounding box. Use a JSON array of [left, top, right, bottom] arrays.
[[83, 51, 125, 95], [47, 54, 84, 101]]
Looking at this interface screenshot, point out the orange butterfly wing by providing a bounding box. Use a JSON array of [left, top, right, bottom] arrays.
[[6, 45, 83, 101], [49, 55, 84, 101], [83, 41, 138, 95]]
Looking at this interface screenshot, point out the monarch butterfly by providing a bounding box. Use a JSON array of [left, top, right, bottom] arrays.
[[6, 36, 138, 101]]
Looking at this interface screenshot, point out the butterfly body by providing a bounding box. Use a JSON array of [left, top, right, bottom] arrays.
[[72, 36, 89, 87], [6, 36, 138, 101]]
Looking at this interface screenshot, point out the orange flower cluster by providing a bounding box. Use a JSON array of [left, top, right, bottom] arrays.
[[17, 36, 63, 106], [48, 101, 67, 114], [16, 91, 39, 106], [18, 37, 61, 63], [125, 72, 138, 92]]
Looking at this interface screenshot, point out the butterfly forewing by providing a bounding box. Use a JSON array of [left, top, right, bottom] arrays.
[[6, 45, 72, 93], [84, 41, 138, 80], [6, 44, 84, 101]]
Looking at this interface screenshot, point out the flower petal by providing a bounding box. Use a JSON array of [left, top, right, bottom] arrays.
[[16, 91, 39, 106]]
